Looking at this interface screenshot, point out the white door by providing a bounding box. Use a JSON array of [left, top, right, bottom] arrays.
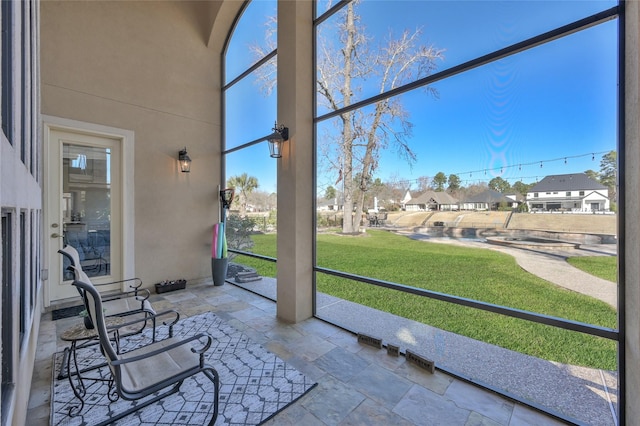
[[47, 129, 123, 301]]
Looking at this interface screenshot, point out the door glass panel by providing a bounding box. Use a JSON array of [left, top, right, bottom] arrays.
[[61, 144, 111, 280]]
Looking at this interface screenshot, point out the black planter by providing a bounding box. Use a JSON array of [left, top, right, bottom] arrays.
[[155, 279, 187, 294], [211, 257, 229, 286]]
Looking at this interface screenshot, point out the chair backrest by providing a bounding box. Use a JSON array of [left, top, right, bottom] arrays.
[[59, 244, 91, 307], [71, 269, 121, 371], [59, 244, 82, 270]]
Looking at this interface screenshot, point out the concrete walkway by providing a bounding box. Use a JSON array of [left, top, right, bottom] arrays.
[[402, 232, 618, 308], [498, 244, 617, 308]]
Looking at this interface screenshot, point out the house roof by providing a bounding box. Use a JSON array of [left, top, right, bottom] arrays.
[[407, 190, 458, 205], [463, 189, 513, 204], [504, 192, 525, 202], [528, 173, 607, 193]]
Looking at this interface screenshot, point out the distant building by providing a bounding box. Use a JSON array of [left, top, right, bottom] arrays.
[[460, 189, 519, 211], [526, 173, 610, 212], [404, 191, 459, 211], [400, 190, 412, 210], [317, 198, 340, 211]]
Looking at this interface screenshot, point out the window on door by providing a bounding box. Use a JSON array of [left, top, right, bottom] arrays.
[[61, 144, 111, 280]]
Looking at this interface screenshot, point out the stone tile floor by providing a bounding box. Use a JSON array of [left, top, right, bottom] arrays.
[[27, 279, 567, 425]]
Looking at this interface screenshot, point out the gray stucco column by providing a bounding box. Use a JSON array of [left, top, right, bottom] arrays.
[[624, 1, 640, 423], [275, 0, 314, 323]]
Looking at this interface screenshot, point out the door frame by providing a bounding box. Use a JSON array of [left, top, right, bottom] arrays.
[[42, 116, 135, 307]]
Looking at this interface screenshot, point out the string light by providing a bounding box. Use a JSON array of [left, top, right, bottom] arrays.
[[318, 150, 612, 192], [451, 151, 608, 180]]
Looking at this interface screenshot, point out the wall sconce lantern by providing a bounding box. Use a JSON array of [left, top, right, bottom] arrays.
[[178, 147, 191, 172], [267, 123, 289, 158]]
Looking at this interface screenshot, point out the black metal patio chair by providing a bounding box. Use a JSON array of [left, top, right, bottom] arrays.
[[72, 267, 220, 426], [59, 245, 161, 340]]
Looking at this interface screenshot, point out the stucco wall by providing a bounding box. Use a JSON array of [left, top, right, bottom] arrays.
[[41, 1, 225, 284], [624, 0, 640, 424]]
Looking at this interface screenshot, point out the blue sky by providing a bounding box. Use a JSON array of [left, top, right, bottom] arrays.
[[226, 0, 618, 194], [378, 17, 618, 188]]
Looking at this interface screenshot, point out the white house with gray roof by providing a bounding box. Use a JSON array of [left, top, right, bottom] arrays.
[[404, 190, 459, 211], [526, 173, 610, 212]]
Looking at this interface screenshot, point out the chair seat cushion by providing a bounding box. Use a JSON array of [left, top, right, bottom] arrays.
[[119, 337, 199, 393]]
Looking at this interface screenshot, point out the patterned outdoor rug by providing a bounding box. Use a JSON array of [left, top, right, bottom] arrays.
[[51, 311, 316, 425]]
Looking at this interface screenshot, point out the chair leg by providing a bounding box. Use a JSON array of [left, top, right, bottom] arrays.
[[107, 376, 119, 403], [94, 381, 183, 426], [204, 367, 220, 426], [152, 314, 157, 342], [92, 369, 218, 426]]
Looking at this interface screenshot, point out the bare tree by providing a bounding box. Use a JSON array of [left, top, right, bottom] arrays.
[[247, 190, 277, 212], [384, 174, 410, 209], [251, 1, 443, 232], [318, 1, 444, 232], [415, 176, 431, 192], [463, 182, 489, 198]]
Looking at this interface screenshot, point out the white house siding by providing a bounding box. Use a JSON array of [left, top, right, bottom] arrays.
[[460, 202, 488, 211], [582, 191, 610, 211], [526, 174, 610, 212], [528, 191, 610, 212]]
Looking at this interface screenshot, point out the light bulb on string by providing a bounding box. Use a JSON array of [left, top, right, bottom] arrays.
[[401, 150, 606, 189]]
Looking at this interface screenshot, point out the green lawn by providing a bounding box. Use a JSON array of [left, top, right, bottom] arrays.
[[567, 256, 617, 282], [232, 230, 617, 370]]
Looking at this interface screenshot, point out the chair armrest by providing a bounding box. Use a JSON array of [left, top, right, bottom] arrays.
[[110, 333, 213, 366], [93, 277, 143, 288], [94, 277, 144, 295], [134, 288, 151, 301], [107, 288, 149, 303], [106, 309, 180, 334], [100, 287, 151, 304]]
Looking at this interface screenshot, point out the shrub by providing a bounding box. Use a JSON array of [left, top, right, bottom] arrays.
[[225, 214, 256, 260]]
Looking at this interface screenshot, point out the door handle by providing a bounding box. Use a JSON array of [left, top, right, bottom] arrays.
[[51, 233, 63, 238]]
